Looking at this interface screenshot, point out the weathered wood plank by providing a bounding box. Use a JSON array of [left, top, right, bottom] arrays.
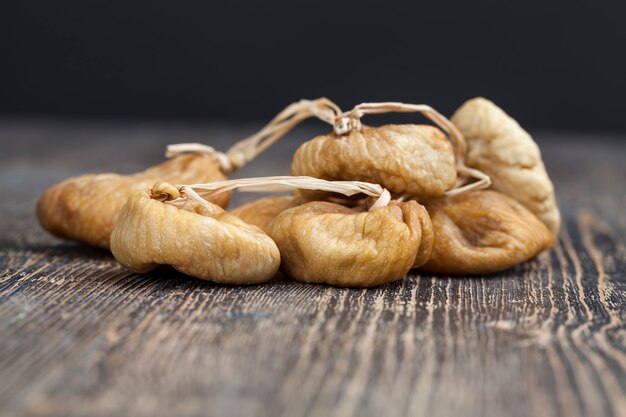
[[0, 120, 624, 417]]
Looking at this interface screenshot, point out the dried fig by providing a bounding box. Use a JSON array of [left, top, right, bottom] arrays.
[[451, 97, 561, 234], [37, 154, 229, 248], [231, 194, 306, 234], [419, 190, 555, 275], [292, 124, 457, 198], [269, 200, 433, 287], [110, 183, 280, 284]]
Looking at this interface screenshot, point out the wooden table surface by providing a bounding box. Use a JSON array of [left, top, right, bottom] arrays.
[[1, 119, 625, 417]]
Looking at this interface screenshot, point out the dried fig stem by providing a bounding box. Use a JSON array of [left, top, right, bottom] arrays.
[[165, 98, 341, 173], [166, 176, 392, 210], [149, 182, 181, 201]]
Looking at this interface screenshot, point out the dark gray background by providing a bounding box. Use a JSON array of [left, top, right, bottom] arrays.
[[3, 0, 625, 131]]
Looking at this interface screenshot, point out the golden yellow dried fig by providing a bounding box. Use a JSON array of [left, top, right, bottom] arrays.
[[451, 97, 561, 235], [37, 154, 229, 248], [419, 190, 555, 275], [269, 200, 432, 287], [230, 194, 306, 234], [110, 183, 280, 284], [292, 124, 456, 197]]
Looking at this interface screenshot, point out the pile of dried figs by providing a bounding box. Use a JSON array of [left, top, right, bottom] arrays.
[[37, 97, 559, 288]]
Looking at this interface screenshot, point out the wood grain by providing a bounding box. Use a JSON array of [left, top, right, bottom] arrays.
[[0, 120, 625, 417]]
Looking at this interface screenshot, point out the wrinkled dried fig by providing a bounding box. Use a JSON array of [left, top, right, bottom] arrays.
[[451, 97, 561, 234], [292, 124, 457, 198], [269, 200, 433, 287], [37, 154, 229, 249], [419, 190, 555, 275], [231, 194, 306, 234], [110, 183, 280, 284]]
